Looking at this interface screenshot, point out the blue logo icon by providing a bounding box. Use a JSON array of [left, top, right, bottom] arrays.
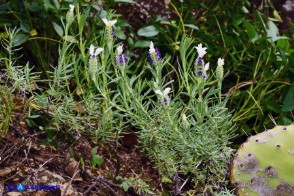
[[16, 183, 25, 192], [6, 184, 15, 191]]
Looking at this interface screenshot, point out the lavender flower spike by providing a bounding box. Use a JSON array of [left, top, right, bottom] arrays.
[[115, 45, 127, 65], [155, 87, 171, 105], [66, 4, 75, 25], [148, 41, 162, 64]]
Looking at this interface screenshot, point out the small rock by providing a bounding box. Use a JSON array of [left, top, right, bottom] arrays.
[[0, 167, 16, 177], [6, 192, 23, 196], [39, 145, 46, 150], [43, 170, 66, 184], [60, 183, 74, 196], [40, 175, 48, 184], [33, 190, 47, 196], [12, 178, 20, 182], [65, 159, 79, 177]]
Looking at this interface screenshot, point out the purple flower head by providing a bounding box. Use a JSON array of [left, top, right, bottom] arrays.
[[196, 63, 210, 79], [114, 55, 126, 66], [114, 45, 126, 65], [197, 57, 203, 65], [112, 27, 115, 36], [155, 48, 162, 61], [147, 52, 153, 64], [119, 54, 126, 65], [162, 97, 171, 105], [148, 41, 162, 64]]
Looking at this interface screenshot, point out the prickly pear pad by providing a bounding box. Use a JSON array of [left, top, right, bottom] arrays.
[[230, 124, 294, 195]]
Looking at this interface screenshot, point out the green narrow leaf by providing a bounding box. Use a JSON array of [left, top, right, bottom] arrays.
[[52, 22, 63, 37], [43, 0, 55, 11], [127, 37, 134, 47], [134, 40, 150, 48], [79, 9, 90, 33], [52, 0, 60, 9], [20, 22, 31, 33], [241, 6, 249, 14], [115, 28, 126, 40], [13, 34, 29, 46], [184, 24, 199, 30], [266, 20, 279, 42], [243, 20, 258, 43], [281, 116, 293, 125], [277, 39, 290, 51], [282, 83, 294, 112], [80, 157, 85, 168], [273, 10, 282, 22], [278, 47, 287, 65], [63, 35, 78, 43], [137, 25, 159, 37], [264, 100, 281, 113]]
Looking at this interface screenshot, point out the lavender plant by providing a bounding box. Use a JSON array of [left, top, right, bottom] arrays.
[[27, 5, 123, 141], [109, 36, 236, 193], [0, 27, 40, 138]]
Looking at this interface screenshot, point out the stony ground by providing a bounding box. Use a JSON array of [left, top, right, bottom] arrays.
[[0, 114, 162, 195]]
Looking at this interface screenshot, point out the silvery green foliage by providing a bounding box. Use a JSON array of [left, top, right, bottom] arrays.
[[1, 27, 40, 94], [213, 188, 235, 196], [114, 36, 236, 193]]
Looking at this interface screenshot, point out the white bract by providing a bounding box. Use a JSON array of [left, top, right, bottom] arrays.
[[155, 87, 171, 97], [69, 4, 75, 12], [90, 44, 104, 58], [117, 45, 123, 55], [195, 43, 207, 58], [204, 63, 210, 71], [218, 58, 224, 66], [102, 18, 117, 27], [182, 114, 187, 121], [149, 41, 155, 53]]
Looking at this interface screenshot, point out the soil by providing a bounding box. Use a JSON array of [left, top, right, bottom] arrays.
[[0, 90, 162, 195], [112, 0, 174, 30], [0, 103, 162, 195]]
